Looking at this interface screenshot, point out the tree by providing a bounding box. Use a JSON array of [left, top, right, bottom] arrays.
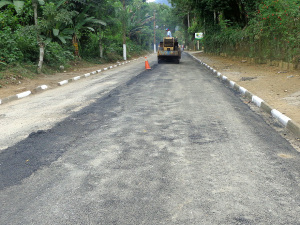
[[31, 0, 45, 73], [70, 6, 106, 57]]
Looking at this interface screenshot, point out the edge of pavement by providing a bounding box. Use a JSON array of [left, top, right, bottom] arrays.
[[187, 52, 300, 139], [0, 56, 150, 106]]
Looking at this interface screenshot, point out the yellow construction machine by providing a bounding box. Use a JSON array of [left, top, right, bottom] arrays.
[[157, 37, 181, 64]]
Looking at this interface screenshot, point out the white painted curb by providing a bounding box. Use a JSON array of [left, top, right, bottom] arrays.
[[17, 91, 31, 99], [252, 96, 263, 107], [58, 80, 68, 86], [229, 81, 235, 88], [39, 85, 48, 90], [239, 87, 247, 95], [271, 109, 291, 126], [73, 76, 81, 81], [222, 76, 228, 81]]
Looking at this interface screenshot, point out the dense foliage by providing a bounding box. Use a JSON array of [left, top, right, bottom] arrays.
[[2, 0, 297, 74], [0, 0, 178, 73], [170, 0, 300, 64]]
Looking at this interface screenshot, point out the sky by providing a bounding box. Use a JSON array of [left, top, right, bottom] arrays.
[[146, 0, 171, 6]]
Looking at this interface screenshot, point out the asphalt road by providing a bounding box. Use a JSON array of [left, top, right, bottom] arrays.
[[1, 53, 300, 224]]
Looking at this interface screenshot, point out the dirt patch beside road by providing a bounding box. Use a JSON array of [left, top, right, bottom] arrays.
[[191, 52, 300, 125]]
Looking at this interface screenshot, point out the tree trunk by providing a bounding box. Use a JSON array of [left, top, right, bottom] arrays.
[[32, 1, 44, 74], [122, 0, 127, 61], [73, 35, 79, 57], [37, 42, 45, 74], [99, 26, 103, 58], [33, 2, 38, 24]]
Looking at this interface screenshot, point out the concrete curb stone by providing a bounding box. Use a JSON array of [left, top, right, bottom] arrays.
[[189, 53, 300, 138]]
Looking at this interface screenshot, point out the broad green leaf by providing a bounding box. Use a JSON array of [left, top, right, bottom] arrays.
[[95, 19, 107, 26], [57, 36, 66, 44], [53, 29, 59, 36], [0, 1, 12, 9], [86, 27, 95, 32], [13, 0, 24, 14]]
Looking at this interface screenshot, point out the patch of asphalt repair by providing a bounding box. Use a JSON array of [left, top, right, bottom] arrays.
[[0, 67, 155, 191]]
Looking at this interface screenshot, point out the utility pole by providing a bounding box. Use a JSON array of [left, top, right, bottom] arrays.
[[153, 10, 156, 53], [122, 0, 127, 61]]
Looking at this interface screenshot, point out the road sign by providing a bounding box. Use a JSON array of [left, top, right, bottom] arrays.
[[195, 32, 203, 40]]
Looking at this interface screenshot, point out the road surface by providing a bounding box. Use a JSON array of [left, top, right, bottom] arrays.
[[1, 53, 300, 224]]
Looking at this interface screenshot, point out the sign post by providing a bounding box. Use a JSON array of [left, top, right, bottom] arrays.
[[195, 33, 203, 51]]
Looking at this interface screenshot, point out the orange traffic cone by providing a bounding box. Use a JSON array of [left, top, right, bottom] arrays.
[[145, 57, 151, 70]]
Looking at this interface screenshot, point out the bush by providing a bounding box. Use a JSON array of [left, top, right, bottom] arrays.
[[44, 42, 74, 68], [0, 27, 24, 68], [80, 32, 99, 59], [15, 28, 39, 63]]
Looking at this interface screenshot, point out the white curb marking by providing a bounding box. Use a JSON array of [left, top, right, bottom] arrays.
[[40, 85, 48, 90], [271, 109, 291, 126], [58, 80, 68, 86], [17, 91, 31, 99], [230, 81, 235, 88], [252, 96, 263, 107], [239, 87, 247, 95], [222, 76, 228, 81], [73, 76, 80, 81]]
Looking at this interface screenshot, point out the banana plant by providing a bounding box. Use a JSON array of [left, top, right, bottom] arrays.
[[36, 0, 76, 72], [39, 2, 77, 44], [69, 6, 106, 57], [0, 0, 24, 14]]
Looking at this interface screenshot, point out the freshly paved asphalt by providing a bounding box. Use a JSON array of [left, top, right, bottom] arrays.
[[1, 53, 300, 224]]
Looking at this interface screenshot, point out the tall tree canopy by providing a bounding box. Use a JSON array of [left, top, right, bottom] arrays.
[[170, 0, 300, 63]]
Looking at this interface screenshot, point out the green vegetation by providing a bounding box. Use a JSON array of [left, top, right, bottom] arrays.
[[170, 0, 300, 65], [0, 0, 178, 80], [2, 0, 297, 82]]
